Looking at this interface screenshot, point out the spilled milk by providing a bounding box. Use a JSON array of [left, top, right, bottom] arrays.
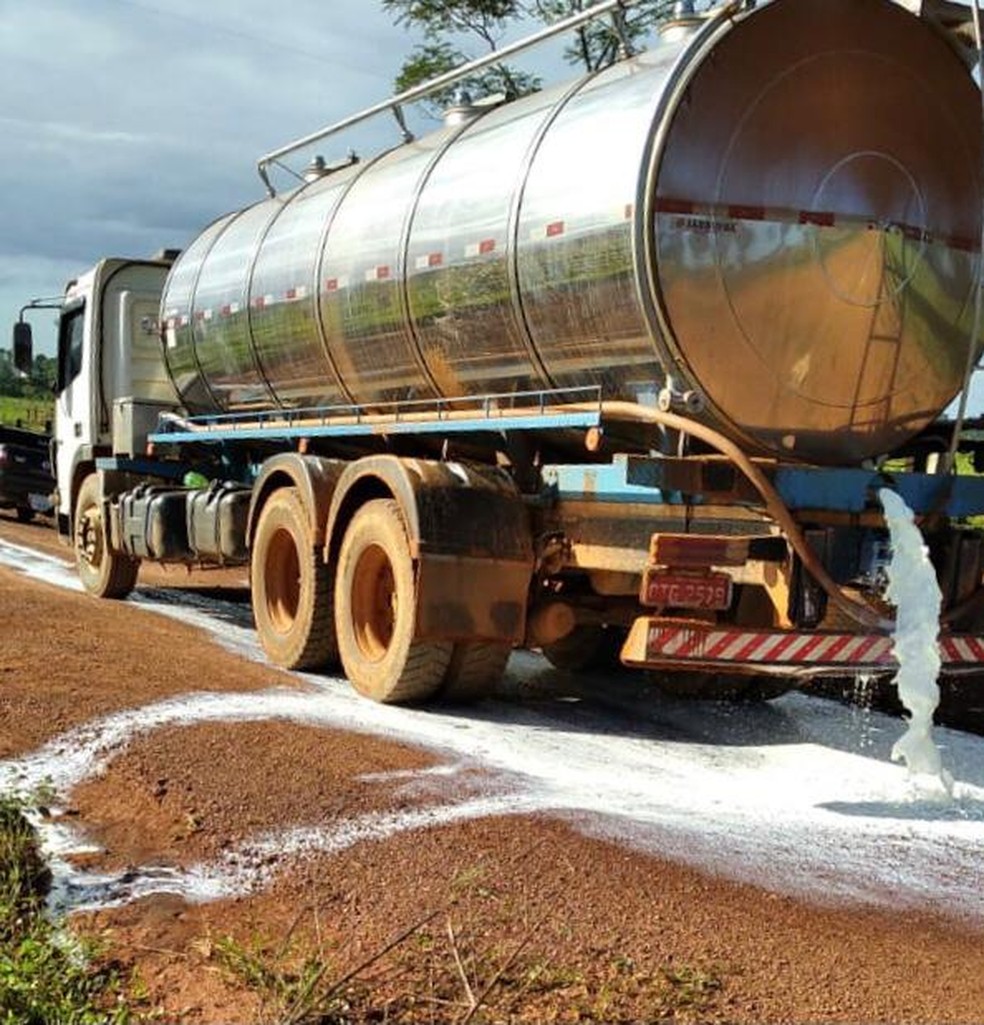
[[878, 488, 953, 795]]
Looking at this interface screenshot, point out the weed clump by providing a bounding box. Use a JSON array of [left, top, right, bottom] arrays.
[[0, 792, 130, 1025]]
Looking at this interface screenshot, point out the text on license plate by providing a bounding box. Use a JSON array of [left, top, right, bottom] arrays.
[[641, 570, 733, 611]]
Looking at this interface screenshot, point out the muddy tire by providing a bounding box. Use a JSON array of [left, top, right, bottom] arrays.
[[74, 473, 138, 599], [335, 498, 452, 704], [251, 487, 338, 671], [441, 641, 512, 703], [542, 625, 624, 673]]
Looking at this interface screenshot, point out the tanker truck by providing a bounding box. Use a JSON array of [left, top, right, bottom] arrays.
[[15, 0, 984, 705]]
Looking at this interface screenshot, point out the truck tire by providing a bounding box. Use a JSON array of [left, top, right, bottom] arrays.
[[440, 642, 512, 703], [251, 487, 338, 671], [542, 625, 624, 673], [335, 498, 452, 704], [74, 473, 138, 599]]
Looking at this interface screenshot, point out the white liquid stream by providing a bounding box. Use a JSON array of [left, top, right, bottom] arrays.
[[878, 488, 952, 793]]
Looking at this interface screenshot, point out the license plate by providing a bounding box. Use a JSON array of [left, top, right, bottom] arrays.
[[641, 570, 733, 611]]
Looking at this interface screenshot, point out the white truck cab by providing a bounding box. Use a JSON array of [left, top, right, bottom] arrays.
[[48, 257, 178, 531]]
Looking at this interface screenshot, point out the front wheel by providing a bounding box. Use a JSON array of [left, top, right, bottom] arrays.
[[74, 474, 138, 599], [335, 499, 452, 704]]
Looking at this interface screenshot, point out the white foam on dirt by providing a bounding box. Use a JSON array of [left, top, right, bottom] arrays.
[[4, 541, 984, 920]]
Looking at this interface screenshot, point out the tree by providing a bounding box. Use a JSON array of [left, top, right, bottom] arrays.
[[384, 0, 678, 111], [530, 0, 670, 72], [383, 0, 541, 110]]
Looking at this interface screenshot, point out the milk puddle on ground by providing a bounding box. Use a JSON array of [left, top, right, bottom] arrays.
[[879, 488, 953, 795], [2, 536, 984, 921]]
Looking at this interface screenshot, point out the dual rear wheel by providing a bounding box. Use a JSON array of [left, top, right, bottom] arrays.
[[252, 493, 509, 704]]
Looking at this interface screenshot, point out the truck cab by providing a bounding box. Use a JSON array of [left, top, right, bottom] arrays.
[[44, 257, 178, 535]]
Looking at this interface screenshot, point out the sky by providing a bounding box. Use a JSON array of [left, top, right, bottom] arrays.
[[0, 0, 435, 355], [2, 0, 983, 414]]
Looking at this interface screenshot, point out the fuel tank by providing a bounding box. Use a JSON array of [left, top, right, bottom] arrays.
[[160, 0, 983, 464]]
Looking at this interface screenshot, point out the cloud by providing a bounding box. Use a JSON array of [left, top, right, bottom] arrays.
[[0, 0, 414, 353]]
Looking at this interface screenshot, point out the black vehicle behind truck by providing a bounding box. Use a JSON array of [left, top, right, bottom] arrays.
[[0, 425, 53, 522]]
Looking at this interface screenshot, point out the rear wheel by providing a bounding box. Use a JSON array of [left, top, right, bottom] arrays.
[[74, 473, 138, 599], [251, 487, 337, 670], [335, 499, 452, 704], [441, 641, 511, 703]]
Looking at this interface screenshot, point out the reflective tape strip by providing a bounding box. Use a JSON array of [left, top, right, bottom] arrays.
[[415, 253, 443, 270], [940, 637, 984, 662], [324, 276, 349, 292], [285, 285, 308, 301], [646, 626, 897, 665], [653, 197, 977, 252], [365, 266, 390, 282], [647, 625, 984, 666]]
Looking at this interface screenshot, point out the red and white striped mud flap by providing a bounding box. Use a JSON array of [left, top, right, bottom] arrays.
[[620, 618, 984, 677]]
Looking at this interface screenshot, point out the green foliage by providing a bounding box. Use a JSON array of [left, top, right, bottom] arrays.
[[532, 0, 670, 70], [384, 0, 540, 112], [0, 395, 53, 433], [394, 39, 540, 109], [0, 349, 55, 402], [385, 0, 678, 112], [215, 933, 351, 1025], [0, 792, 132, 1025]]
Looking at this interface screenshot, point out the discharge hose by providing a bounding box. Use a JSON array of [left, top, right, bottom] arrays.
[[569, 401, 894, 631]]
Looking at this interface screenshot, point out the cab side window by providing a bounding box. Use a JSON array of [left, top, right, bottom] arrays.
[[57, 304, 85, 394]]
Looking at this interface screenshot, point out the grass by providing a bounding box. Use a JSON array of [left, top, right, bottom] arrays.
[[212, 890, 731, 1024], [0, 396, 52, 433], [0, 792, 132, 1025]]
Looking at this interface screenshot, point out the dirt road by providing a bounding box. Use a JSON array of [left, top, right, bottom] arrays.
[[1, 512, 983, 1023]]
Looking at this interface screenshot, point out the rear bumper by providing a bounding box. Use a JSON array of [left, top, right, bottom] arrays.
[[621, 617, 984, 679], [0, 468, 53, 511]]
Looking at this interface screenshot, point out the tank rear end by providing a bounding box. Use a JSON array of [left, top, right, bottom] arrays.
[[651, 0, 982, 463]]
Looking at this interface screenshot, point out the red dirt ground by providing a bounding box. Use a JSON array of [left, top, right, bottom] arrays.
[[2, 513, 983, 1023]]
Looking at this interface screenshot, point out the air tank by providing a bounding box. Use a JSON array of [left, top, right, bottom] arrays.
[[161, 0, 983, 465]]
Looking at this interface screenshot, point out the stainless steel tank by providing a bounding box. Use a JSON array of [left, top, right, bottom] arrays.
[[161, 0, 983, 464]]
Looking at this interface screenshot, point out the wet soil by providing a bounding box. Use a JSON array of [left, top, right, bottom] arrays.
[[2, 512, 983, 1023]]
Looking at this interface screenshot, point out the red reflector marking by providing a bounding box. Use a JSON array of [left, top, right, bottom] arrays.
[[655, 198, 696, 215], [376, 266, 391, 280], [479, 238, 496, 255], [325, 278, 338, 292], [727, 204, 765, 221], [759, 632, 801, 662], [624, 203, 634, 220], [286, 287, 297, 300], [799, 210, 836, 227], [429, 252, 443, 267], [546, 221, 565, 237], [252, 296, 265, 309], [220, 304, 231, 316]]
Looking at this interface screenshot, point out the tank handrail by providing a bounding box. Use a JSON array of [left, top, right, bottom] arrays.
[[257, 0, 662, 196]]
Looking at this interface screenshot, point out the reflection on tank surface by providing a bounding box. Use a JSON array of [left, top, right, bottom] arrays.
[[161, 0, 982, 465]]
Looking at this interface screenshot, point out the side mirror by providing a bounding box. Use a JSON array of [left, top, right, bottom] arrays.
[[12, 321, 32, 373]]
